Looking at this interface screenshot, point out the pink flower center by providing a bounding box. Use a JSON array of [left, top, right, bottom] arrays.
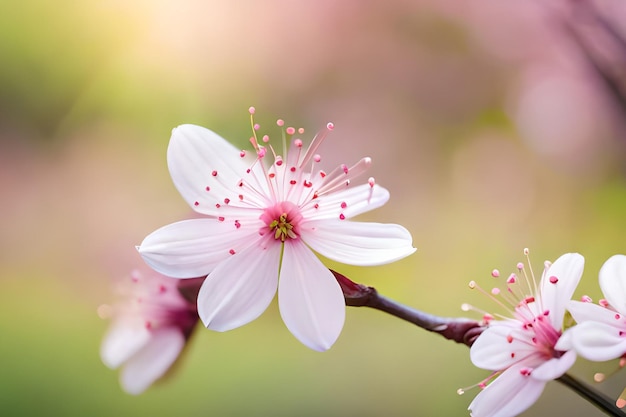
[[261, 201, 303, 241], [515, 304, 563, 360]]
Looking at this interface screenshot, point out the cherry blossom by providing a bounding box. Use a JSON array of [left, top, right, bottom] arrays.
[[566, 254, 626, 362], [463, 251, 583, 417], [138, 109, 416, 351]]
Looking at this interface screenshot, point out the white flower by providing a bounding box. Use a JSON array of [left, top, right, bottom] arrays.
[[466, 252, 583, 417], [138, 111, 416, 351], [100, 270, 202, 395], [566, 254, 626, 362]]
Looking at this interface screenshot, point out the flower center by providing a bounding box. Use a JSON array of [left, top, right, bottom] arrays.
[[522, 311, 563, 359], [261, 201, 302, 241], [270, 213, 296, 241]]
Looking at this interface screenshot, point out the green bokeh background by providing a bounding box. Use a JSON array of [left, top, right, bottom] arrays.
[[2, 1, 626, 416]]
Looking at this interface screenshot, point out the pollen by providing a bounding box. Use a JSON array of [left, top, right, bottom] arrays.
[[269, 213, 298, 241]]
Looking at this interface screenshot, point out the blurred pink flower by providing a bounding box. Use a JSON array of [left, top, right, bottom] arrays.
[[138, 112, 415, 351], [466, 252, 582, 417], [566, 255, 626, 363], [100, 270, 202, 395]]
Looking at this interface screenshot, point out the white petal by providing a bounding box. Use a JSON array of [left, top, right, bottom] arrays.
[[469, 364, 546, 417], [278, 240, 345, 351], [531, 349, 576, 381], [301, 184, 390, 220], [555, 327, 573, 351], [569, 321, 626, 361], [120, 327, 186, 395], [567, 300, 617, 324], [197, 237, 281, 331], [101, 319, 151, 369], [599, 254, 626, 314], [470, 322, 536, 370], [138, 218, 262, 278], [300, 220, 416, 266], [167, 124, 265, 215], [539, 253, 584, 329]]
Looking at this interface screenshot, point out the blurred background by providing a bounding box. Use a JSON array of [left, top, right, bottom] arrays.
[[2, 0, 626, 416]]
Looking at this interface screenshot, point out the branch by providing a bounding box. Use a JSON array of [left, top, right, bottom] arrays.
[[558, 373, 625, 417], [331, 270, 483, 347]]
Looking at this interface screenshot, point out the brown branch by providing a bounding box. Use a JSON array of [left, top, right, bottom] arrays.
[[331, 269, 483, 347]]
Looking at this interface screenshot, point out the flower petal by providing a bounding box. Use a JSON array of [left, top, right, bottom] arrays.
[[138, 218, 262, 278], [167, 124, 267, 215], [539, 253, 584, 329], [567, 300, 617, 324], [300, 184, 390, 220], [278, 240, 345, 351], [101, 319, 151, 369], [468, 363, 546, 417], [599, 254, 626, 314], [470, 322, 537, 370], [569, 321, 626, 361], [300, 220, 415, 266], [555, 327, 574, 351], [120, 327, 186, 395], [197, 237, 281, 331], [531, 349, 576, 381]]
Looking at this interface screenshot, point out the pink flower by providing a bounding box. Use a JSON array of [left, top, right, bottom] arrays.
[[138, 111, 416, 351], [100, 269, 202, 394], [566, 254, 626, 362], [465, 252, 582, 417]]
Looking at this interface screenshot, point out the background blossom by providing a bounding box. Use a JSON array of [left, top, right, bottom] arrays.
[[100, 269, 203, 394]]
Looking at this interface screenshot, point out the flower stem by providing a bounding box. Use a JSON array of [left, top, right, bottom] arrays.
[[557, 373, 625, 417], [331, 270, 483, 347]]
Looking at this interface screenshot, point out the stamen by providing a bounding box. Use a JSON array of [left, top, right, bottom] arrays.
[[249, 107, 260, 145], [617, 388, 626, 409], [298, 123, 334, 169], [457, 372, 499, 396], [316, 157, 372, 196], [524, 249, 540, 299]]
